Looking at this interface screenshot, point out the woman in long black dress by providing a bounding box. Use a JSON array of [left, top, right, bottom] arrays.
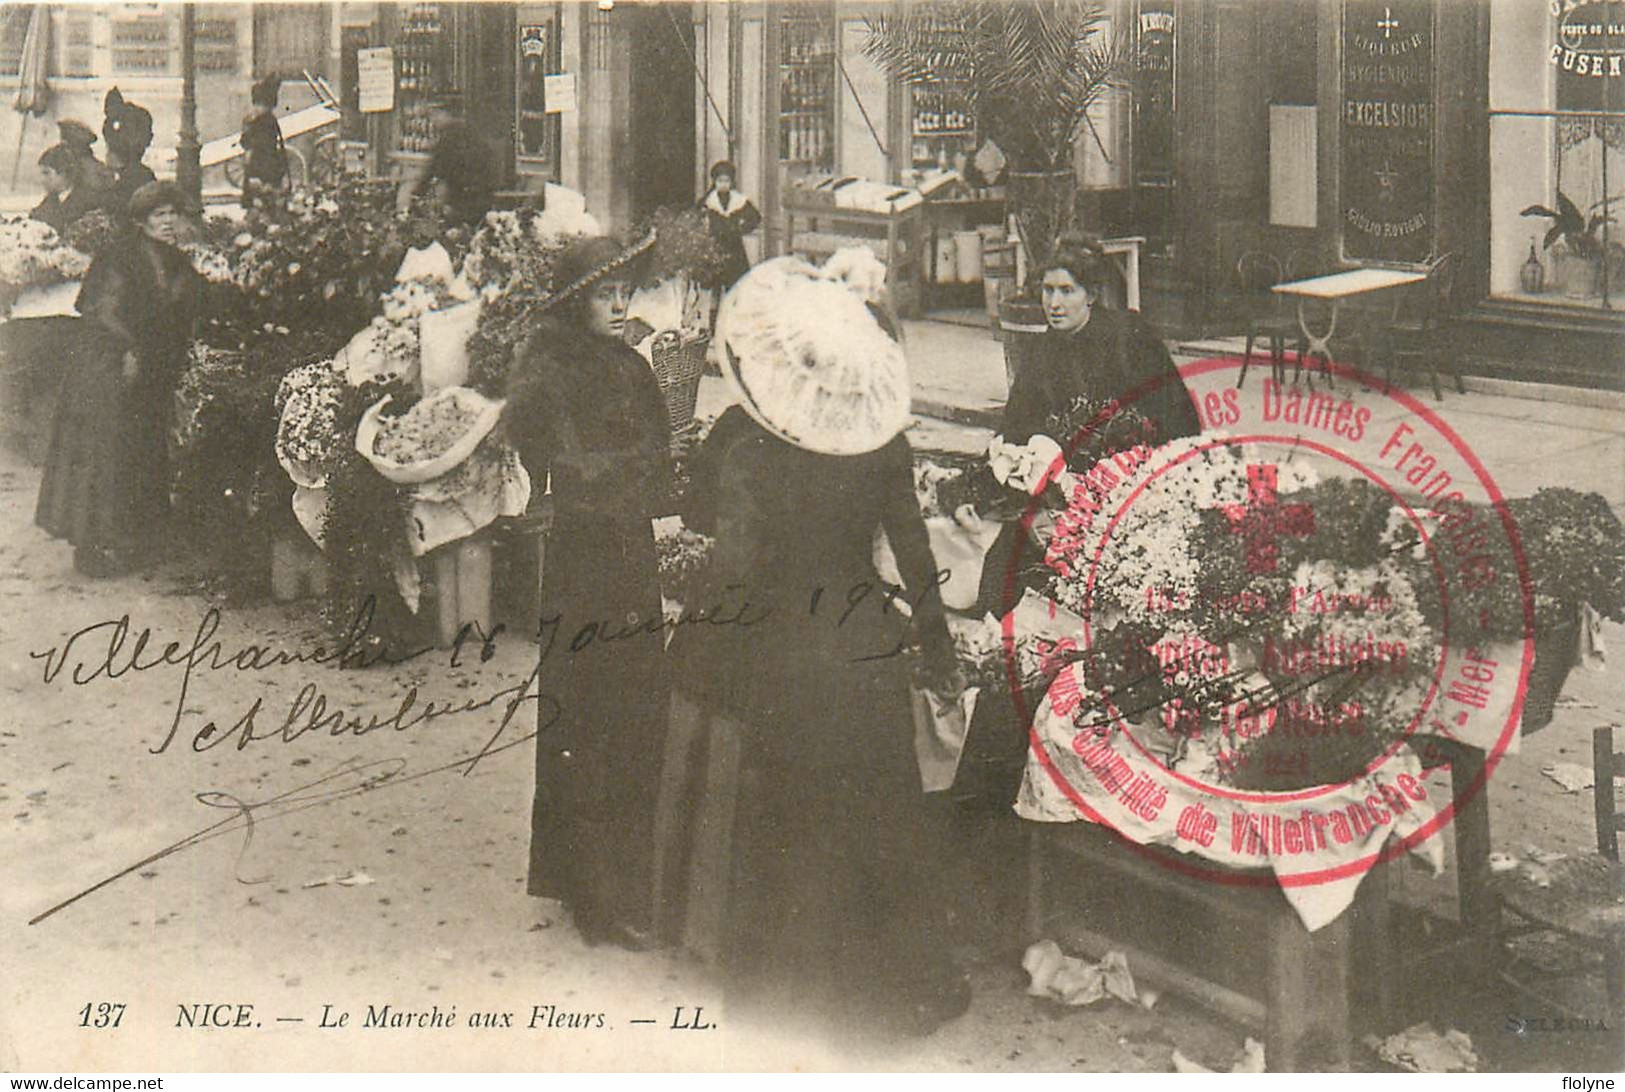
[[502, 235, 672, 949], [660, 256, 969, 1039], [35, 182, 202, 576], [976, 236, 1202, 616]]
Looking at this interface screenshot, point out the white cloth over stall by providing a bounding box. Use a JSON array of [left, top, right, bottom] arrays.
[[7, 280, 79, 318], [405, 452, 531, 558], [1005, 588, 1446, 932]]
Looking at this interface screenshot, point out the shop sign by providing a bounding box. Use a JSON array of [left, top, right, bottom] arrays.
[[1340, 0, 1435, 264], [517, 24, 552, 161], [1133, 0, 1176, 181], [357, 47, 394, 114], [1552, 0, 1625, 110]]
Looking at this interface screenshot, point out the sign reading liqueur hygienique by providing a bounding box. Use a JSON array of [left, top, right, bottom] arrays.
[[1341, 0, 1435, 264]]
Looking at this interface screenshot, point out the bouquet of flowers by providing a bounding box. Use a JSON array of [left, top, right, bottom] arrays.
[[62, 210, 120, 260], [655, 522, 716, 608], [1028, 432, 1456, 790], [356, 386, 502, 485], [223, 177, 407, 347], [275, 359, 347, 488], [627, 205, 728, 341], [0, 216, 92, 307], [462, 212, 579, 395]]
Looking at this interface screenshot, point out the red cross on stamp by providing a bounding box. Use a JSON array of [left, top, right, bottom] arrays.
[[1223, 463, 1316, 574]]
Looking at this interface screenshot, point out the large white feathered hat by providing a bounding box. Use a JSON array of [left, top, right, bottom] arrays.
[[714, 250, 911, 456]]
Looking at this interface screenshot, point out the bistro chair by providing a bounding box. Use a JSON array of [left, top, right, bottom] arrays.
[[1374, 252, 1463, 401], [1234, 251, 1304, 389], [1496, 724, 1625, 1042]]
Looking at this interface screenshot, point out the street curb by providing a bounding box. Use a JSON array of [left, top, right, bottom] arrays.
[[912, 396, 1001, 432]]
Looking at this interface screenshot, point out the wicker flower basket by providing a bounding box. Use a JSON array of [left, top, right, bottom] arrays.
[[651, 328, 709, 445]]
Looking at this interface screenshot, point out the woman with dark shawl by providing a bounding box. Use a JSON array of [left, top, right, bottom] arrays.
[[502, 234, 673, 950], [975, 236, 1202, 617], [35, 182, 202, 575]]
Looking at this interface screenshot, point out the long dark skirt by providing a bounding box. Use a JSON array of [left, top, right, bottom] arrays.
[[527, 510, 670, 940], [656, 682, 963, 1035], [34, 326, 172, 559]]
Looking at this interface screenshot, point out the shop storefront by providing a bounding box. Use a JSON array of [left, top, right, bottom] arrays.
[[1156, 0, 1622, 389], [688, 1, 1161, 321]]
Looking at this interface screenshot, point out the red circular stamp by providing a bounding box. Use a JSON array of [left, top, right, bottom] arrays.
[[991, 356, 1535, 896]]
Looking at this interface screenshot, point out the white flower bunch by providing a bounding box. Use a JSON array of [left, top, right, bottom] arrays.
[[1279, 557, 1433, 656], [48, 246, 91, 279], [180, 242, 234, 285], [988, 433, 1068, 497], [0, 215, 89, 295], [276, 369, 344, 475], [380, 279, 451, 324], [1047, 433, 1318, 626]]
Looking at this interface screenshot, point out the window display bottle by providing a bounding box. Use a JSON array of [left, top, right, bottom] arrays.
[[1519, 238, 1546, 294]]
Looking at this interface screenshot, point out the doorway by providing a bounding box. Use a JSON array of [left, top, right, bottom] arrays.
[[626, 2, 698, 221]]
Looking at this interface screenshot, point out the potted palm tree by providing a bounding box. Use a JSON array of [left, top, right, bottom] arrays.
[[862, 0, 1126, 340]]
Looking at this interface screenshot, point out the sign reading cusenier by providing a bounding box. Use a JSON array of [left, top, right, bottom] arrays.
[[1340, 0, 1436, 264], [1552, 0, 1625, 106]]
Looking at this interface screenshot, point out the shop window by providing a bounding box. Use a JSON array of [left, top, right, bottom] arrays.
[[61, 11, 94, 78], [197, 18, 240, 76], [394, 2, 461, 155], [112, 15, 173, 76], [1488, 0, 1624, 312], [0, 6, 30, 77], [779, 5, 836, 175], [255, 4, 328, 79]]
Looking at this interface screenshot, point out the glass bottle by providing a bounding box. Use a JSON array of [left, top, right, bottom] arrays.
[[1519, 238, 1545, 294]]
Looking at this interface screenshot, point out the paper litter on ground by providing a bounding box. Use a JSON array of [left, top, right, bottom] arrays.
[[1365, 1023, 1479, 1073], [1022, 939, 1136, 1007], [1171, 1037, 1264, 1073], [1541, 762, 1595, 793], [302, 871, 375, 889]]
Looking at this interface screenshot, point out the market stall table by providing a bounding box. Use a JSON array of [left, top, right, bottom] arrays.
[[1272, 267, 1425, 386]]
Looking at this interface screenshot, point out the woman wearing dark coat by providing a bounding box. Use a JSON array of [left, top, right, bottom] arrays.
[[35, 182, 203, 576], [240, 75, 289, 203], [29, 143, 110, 235], [699, 160, 761, 292], [502, 235, 672, 949], [658, 257, 969, 1040], [102, 88, 158, 217], [975, 237, 1202, 617]]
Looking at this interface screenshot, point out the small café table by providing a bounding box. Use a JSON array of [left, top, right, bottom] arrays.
[[1272, 266, 1426, 387]]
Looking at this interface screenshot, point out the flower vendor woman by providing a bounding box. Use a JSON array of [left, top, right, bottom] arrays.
[[975, 234, 1202, 616], [657, 255, 970, 1039], [502, 234, 673, 950], [35, 182, 203, 576], [29, 142, 109, 236]]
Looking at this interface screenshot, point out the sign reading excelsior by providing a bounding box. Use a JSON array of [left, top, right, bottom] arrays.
[[1340, 0, 1435, 264]]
